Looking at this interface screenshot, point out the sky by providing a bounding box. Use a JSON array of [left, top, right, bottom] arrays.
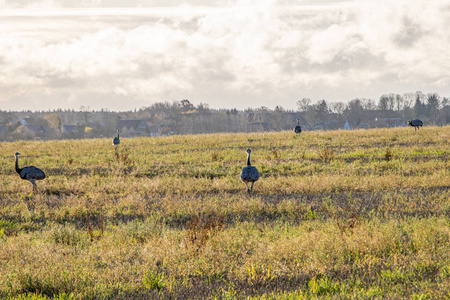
[[0, 0, 449, 111]]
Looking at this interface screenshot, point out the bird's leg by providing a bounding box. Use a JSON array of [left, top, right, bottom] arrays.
[[250, 182, 254, 194], [30, 179, 37, 193], [244, 182, 250, 193]]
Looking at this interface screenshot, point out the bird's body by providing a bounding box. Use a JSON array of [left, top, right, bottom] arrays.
[[240, 149, 260, 194], [408, 119, 423, 131], [15, 152, 45, 192], [113, 130, 120, 148], [294, 119, 302, 135]]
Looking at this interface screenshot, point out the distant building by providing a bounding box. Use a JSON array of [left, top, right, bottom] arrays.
[[148, 124, 173, 137], [0, 125, 7, 136], [20, 117, 31, 126], [313, 120, 351, 130], [115, 119, 148, 137], [358, 118, 404, 129], [343, 121, 351, 130], [61, 125, 77, 133], [14, 124, 47, 138]]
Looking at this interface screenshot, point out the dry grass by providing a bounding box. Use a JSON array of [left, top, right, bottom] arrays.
[[0, 126, 449, 299]]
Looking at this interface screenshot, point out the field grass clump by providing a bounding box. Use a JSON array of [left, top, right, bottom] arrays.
[[0, 126, 449, 299]]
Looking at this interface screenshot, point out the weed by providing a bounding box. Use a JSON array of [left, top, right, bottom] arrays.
[[247, 263, 274, 285], [271, 149, 280, 159], [318, 148, 334, 162], [385, 147, 392, 161], [85, 213, 104, 242], [142, 270, 167, 292], [308, 276, 340, 296], [185, 213, 224, 250]]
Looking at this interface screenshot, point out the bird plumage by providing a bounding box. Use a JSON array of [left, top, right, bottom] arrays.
[[15, 152, 45, 191], [408, 119, 423, 131], [113, 130, 120, 148], [294, 119, 302, 135], [240, 148, 260, 194]]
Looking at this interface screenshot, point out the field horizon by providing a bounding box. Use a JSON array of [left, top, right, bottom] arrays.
[[1, 126, 449, 299]]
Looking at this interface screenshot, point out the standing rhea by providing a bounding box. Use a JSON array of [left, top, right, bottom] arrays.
[[15, 152, 46, 192], [240, 148, 260, 194], [113, 129, 120, 148], [407, 119, 423, 131], [294, 119, 302, 135]]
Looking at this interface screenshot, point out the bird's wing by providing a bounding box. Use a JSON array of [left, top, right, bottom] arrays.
[[250, 166, 260, 181], [241, 166, 259, 181], [21, 166, 46, 180]]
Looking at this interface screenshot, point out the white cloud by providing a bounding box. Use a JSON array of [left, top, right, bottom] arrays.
[[0, 0, 449, 111]]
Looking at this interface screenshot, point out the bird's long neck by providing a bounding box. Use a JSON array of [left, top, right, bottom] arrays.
[[247, 152, 251, 166], [117, 131, 119, 138], [297, 119, 299, 126], [15, 155, 21, 174]]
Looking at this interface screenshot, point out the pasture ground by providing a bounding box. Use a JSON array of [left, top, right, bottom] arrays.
[[0, 126, 449, 299]]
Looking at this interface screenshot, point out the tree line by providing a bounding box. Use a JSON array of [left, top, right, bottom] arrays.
[[0, 91, 449, 141]]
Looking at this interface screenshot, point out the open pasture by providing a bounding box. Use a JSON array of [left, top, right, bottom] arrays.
[[0, 126, 449, 299]]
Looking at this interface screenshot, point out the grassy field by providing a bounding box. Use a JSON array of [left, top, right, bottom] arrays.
[[0, 126, 449, 299]]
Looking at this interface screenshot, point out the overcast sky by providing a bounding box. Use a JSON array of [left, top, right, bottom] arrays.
[[1, 0, 449, 111]]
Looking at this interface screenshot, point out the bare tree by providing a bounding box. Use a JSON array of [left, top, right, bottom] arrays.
[[296, 98, 311, 112], [329, 102, 346, 117]]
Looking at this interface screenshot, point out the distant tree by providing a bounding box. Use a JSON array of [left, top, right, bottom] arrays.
[[315, 100, 329, 121], [79, 106, 90, 128], [329, 102, 346, 117], [181, 99, 194, 112], [414, 91, 427, 117], [378, 95, 389, 111], [442, 97, 449, 107], [346, 99, 364, 127], [196, 103, 211, 114], [395, 94, 403, 114], [360, 98, 376, 111], [387, 93, 396, 111], [427, 93, 440, 121], [296, 98, 311, 112], [274, 106, 284, 113], [44, 113, 61, 129]]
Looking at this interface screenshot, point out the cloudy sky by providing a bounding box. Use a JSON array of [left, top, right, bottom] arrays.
[[1, 0, 449, 111]]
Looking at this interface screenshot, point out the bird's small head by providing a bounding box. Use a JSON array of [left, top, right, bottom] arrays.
[[15, 152, 20, 157], [407, 120, 411, 125], [246, 148, 251, 154]]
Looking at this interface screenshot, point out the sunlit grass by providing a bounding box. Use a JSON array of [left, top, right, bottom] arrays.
[[0, 126, 449, 299]]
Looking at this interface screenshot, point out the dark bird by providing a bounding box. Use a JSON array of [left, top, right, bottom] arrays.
[[240, 148, 260, 194], [15, 152, 46, 192], [294, 119, 302, 135], [407, 119, 423, 131], [113, 129, 120, 148]]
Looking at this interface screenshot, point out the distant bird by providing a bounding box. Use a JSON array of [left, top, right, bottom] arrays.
[[15, 152, 46, 192], [408, 119, 423, 131], [240, 148, 260, 194], [113, 130, 120, 148], [294, 119, 302, 135]]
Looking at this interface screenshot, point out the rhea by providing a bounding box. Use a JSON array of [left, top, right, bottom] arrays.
[[407, 119, 423, 131], [15, 152, 46, 192], [113, 129, 120, 148], [240, 148, 260, 194], [294, 119, 302, 135]]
